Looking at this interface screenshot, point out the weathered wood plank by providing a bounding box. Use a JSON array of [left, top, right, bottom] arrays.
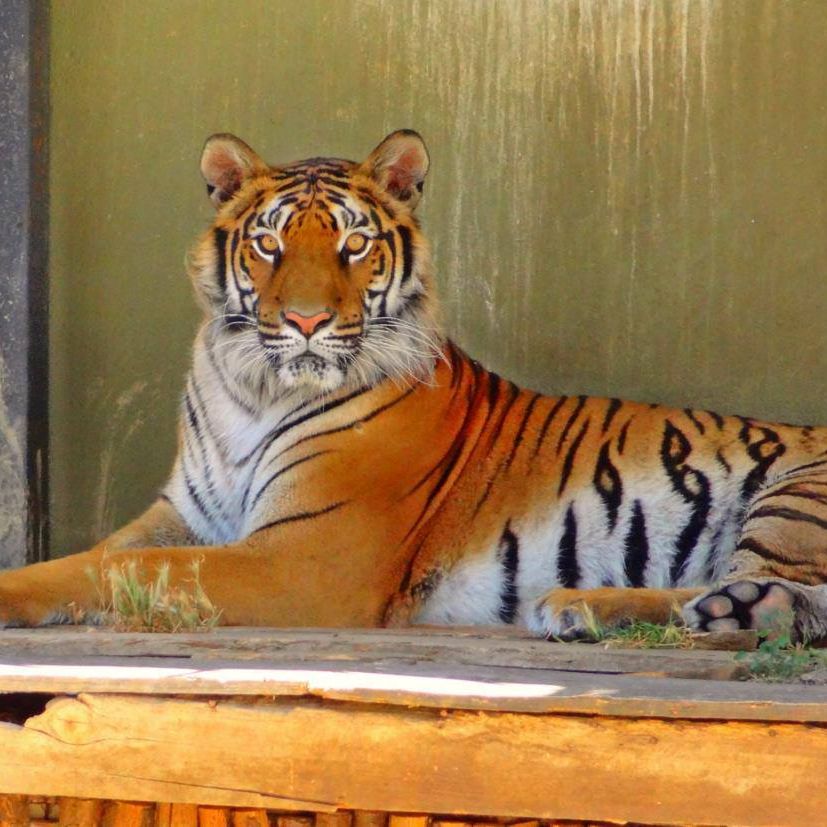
[[314, 814, 351, 827], [102, 803, 153, 827], [0, 655, 824, 722], [0, 694, 822, 826], [386, 817, 427, 827], [196, 809, 228, 827], [59, 798, 103, 827], [229, 811, 267, 827], [275, 818, 313, 827], [155, 805, 196, 827], [0, 627, 750, 678], [0, 795, 29, 827], [351, 813, 386, 827]]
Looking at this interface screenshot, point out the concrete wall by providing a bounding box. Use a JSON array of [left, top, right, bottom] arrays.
[[0, 0, 48, 567], [49, 0, 827, 555]]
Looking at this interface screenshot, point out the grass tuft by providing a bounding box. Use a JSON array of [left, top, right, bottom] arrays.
[[735, 613, 827, 681], [599, 618, 695, 649], [86, 558, 222, 633], [557, 602, 694, 648]]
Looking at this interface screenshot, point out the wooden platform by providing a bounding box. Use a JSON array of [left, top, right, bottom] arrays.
[[0, 626, 825, 827]]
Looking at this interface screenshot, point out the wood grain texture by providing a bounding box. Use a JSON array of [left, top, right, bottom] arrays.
[[59, 799, 103, 827], [0, 796, 29, 827], [229, 811, 267, 827], [155, 806, 197, 827], [196, 809, 228, 827], [0, 660, 823, 722], [102, 804, 153, 827], [0, 694, 822, 825]]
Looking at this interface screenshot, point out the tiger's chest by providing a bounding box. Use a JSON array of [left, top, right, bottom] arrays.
[[167, 385, 300, 545]]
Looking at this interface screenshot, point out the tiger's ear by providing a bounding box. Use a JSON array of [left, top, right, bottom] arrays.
[[200, 134, 268, 207], [362, 130, 430, 210]]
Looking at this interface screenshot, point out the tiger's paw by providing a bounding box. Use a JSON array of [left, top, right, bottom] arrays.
[[528, 589, 601, 641], [682, 579, 827, 643], [527, 586, 692, 641]]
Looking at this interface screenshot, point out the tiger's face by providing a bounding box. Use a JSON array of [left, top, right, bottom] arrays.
[[189, 131, 440, 398]]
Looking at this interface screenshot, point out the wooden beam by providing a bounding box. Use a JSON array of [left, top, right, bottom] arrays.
[[155, 806, 196, 827], [59, 798, 103, 827], [0, 796, 29, 827], [0, 693, 823, 825], [0, 653, 823, 722], [102, 804, 152, 827]]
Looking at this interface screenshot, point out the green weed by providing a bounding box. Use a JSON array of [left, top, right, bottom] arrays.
[[735, 613, 827, 681]]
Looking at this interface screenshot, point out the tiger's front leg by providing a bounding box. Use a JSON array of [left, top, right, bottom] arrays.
[[530, 586, 704, 640], [0, 496, 199, 626], [0, 502, 401, 628]]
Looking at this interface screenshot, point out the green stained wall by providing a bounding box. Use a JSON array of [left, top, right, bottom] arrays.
[[50, 0, 827, 555]]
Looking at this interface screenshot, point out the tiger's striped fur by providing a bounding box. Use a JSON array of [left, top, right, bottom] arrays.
[[3, 130, 827, 642]]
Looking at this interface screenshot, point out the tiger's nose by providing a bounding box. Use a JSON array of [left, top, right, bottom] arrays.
[[283, 309, 334, 338]]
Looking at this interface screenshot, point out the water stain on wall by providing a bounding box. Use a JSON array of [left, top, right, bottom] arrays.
[[50, 1, 827, 555]]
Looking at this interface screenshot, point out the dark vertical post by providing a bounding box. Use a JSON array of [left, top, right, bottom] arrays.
[[0, 0, 49, 567]]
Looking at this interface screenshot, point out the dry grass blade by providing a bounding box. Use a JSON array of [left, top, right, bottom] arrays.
[[87, 558, 222, 632]]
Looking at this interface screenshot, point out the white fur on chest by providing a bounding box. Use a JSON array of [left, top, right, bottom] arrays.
[[165, 353, 300, 544]]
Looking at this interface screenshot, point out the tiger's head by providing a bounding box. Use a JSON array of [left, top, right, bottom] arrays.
[[189, 130, 441, 400]]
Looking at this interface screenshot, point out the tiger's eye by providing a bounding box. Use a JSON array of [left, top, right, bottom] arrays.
[[255, 234, 279, 256], [345, 233, 369, 255]]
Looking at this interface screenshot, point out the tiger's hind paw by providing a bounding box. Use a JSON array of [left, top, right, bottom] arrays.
[[682, 579, 827, 642]]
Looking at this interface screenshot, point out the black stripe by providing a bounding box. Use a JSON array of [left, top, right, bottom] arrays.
[[497, 523, 520, 624], [486, 381, 521, 449], [737, 536, 812, 568], [684, 408, 706, 435], [749, 504, 827, 532], [240, 384, 373, 467], [556, 395, 587, 454], [397, 224, 414, 284], [531, 395, 569, 459], [251, 500, 348, 534], [557, 418, 590, 495], [182, 392, 227, 517], [205, 331, 259, 417], [661, 421, 712, 583], [273, 388, 416, 466], [715, 449, 732, 474], [752, 482, 827, 509], [706, 410, 725, 429], [505, 393, 542, 470], [617, 418, 632, 453], [601, 398, 622, 433], [624, 500, 649, 587], [783, 459, 827, 476], [486, 371, 502, 415], [593, 441, 623, 532], [183, 468, 213, 525], [213, 227, 228, 294], [246, 450, 330, 513], [558, 505, 580, 588], [741, 426, 786, 500]]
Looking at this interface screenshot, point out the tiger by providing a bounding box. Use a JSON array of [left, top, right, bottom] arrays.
[[3, 128, 827, 643]]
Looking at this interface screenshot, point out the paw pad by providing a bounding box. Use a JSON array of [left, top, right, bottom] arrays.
[[687, 580, 794, 633]]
